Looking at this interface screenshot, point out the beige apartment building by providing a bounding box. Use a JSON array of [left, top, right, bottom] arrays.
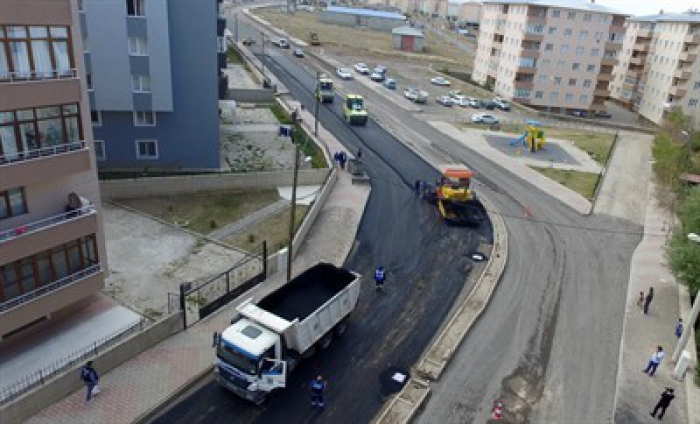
[[0, 0, 106, 339], [610, 12, 700, 126], [473, 0, 627, 115]]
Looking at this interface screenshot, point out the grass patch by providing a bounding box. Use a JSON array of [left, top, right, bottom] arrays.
[[269, 104, 327, 168], [529, 167, 599, 200], [227, 47, 244, 64], [225, 204, 310, 252], [116, 190, 281, 235]]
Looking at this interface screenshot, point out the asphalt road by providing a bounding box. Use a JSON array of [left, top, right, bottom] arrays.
[[151, 19, 491, 424]]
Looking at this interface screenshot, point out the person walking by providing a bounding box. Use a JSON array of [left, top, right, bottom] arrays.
[[414, 180, 422, 196], [339, 151, 347, 170], [309, 375, 327, 409], [643, 346, 665, 376], [333, 152, 340, 168], [644, 287, 654, 315], [675, 318, 684, 339], [375, 265, 386, 290], [650, 388, 675, 420], [80, 361, 100, 402], [356, 148, 363, 160], [637, 291, 644, 309]]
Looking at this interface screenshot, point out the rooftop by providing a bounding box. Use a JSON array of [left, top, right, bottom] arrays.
[[481, 0, 627, 15], [631, 12, 700, 23], [392, 26, 425, 37], [324, 6, 406, 20]]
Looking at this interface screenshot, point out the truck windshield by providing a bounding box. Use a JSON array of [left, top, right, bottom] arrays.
[[217, 343, 259, 375], [320, 81, 333, 90]]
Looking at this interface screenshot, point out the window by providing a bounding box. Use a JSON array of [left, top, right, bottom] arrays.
[[587, 64, 596, 72], [86, 73, 93, 90], [0, 187, 27, 220], [541, 59, 550, 67], [78, 0, 84, 12], [94, 140, 105, 161], [514, 89, 531, 99], [572, 63, 580, 70], [131, 74, 150, 92], [90, 110, 101, 126], [689, 99, 699, 108], [136, 139, 158, 159], [538, 74, 548, 83], [557, 60, 565, 68], [0, 25, 73, 80], [560, 44, 570, 53], [133, 111, 156, 126], [128, 37, 147, 55], [535, 91, 544, 99], [126, 0, 146, 17], [579, 30, 588, 40], [567, 11, 576, 20], [548, 27, 557, 35], [694, 82, 700, 90], [575, 46, 584, 56], [552, 9, 560, 18], [565, 93, 574, 102], [580, 94, 589, 103], [583, 13, 591, 22], [590, 48, 600, 57], [569, 78, 577, 86], [545, 43, 553, 51], [0, 103, 82, 162], [550, 91, 559, 101], [554, 76, 561, 85], [564, 28, 572, 37], [583, 79, 592, 87]]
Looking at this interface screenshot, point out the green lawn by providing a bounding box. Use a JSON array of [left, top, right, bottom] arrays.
[[529, 167, 600, 200], [225, 205, 309, 252]]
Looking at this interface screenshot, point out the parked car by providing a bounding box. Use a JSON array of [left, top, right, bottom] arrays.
[[374, 65, 388, 75], [571, 110, 589, 118], [293, 48, 304, 58], [480, 100, 497, 110], [430, 76, 451, 86], [448, 90, 463, 99], [454, 97, 471, 107], [437, 96, 454, 107], [272, 38, 290, 49], [383, 78, 396, 89], [336, 68, 353, 80], [472, 113, 499, 124], [242, 38, 256, 46], [354, 63, 370, 75], [370, 71, 385, 82], [494, 99, 511, 111], [404, 87, 428, 103], [595, 110, 612, 118], [467, 97, 480, 108]]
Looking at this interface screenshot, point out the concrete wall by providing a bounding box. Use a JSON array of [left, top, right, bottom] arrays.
[[2, 312, 184, 424], [227, 88, 275, 103], [100, 169, 331, 199], [319, 11, 405, 31]]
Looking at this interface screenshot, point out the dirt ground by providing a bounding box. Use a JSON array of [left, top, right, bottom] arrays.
[[224, 204, 310, 251]]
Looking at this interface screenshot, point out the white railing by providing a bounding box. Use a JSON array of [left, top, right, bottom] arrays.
[[0, 140, 86, 166], [0, 68, 78, 84], [0, 204, 95, 244], [0, 264, 101, 314]]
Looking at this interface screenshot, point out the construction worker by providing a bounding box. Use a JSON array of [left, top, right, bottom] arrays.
[[375, 266, 386, 290], [309, 375, 327, 409]]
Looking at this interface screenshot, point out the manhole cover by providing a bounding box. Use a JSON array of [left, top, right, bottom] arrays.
[[471, 252, 488, 262]]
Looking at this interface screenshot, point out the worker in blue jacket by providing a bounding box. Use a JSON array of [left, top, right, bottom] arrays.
[[375, 266, 386, 290], [309, 375, 327, 409]]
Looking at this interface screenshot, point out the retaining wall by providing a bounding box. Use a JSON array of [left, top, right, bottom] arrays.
[[227, 88, 275, 103]]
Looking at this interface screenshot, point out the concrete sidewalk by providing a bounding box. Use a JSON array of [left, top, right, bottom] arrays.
[[24, 120, 370, 424], [614, 177, 700, 424]]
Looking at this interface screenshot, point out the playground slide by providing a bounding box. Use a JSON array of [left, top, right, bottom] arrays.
[[510, 134, 526, 146]]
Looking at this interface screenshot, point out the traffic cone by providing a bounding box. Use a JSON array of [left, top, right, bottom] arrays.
[[492, 400, 504, 420]]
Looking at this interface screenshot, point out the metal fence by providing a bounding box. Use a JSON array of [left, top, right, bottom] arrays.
[[0, 318, 146, 405]]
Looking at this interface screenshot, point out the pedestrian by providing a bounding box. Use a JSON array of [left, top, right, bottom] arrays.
[[309, 375, 327, 409], [339, 151, 347, 170], [375, 265, 386, 290], [356, 148, 363, 160], [637, 291, 644, 309], [650, 388, 675, 420], [333, 151, 340, 168], [643, 345, 665, 376], [414, 180, 422, 196], [419, 180, 427, 198], [675, 318, 684, 339], [80, 361, 100, 402], [644, 287, 654, 315]]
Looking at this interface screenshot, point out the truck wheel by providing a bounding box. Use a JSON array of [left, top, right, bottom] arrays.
[[335, 320, 348, 337], [318, 334, 333, 350]]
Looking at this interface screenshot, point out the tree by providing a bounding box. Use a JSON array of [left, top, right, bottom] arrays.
[[669, 186, 700, 296]]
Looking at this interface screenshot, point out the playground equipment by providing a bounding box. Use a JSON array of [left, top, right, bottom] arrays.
[[425, 164, 484, 226], [316, 74, 334, 103], [342, 95, 368, 125], [511, 120, 546, 152]]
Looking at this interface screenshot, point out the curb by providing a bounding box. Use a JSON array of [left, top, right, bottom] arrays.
[[588, 131, 620, 215]]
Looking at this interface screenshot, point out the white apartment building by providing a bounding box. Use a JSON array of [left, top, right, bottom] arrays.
[[473, 0, 628, 115], [610, 12, 700, 126]]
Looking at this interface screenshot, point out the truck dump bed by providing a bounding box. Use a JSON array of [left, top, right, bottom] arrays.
[[257, 263, 356, 322]]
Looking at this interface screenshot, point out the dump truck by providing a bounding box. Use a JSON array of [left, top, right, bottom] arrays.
[[425, 164, 485, 226], [343, 95, 368, 125], [316, 74, 334, 103], [213, 263, 361, 404], [309, 32, 320, 45]]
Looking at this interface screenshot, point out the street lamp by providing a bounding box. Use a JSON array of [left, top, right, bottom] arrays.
[[260, 31, 267, 82], [314, 71, 321, 136], [672, 233, 700, 362]]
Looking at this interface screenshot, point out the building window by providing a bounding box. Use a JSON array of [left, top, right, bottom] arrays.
[[545, 43, 553, 51], [126, 0, 146, 17], [538, 74, 548, 83], [90, 110, 101, 126], [569, 78, 577, 86], [131, 74, 151, 92], [0, 103, 82, 162], [583, 13, 592, 22], [689, 99, 699, 108], [565, 93, 574, 102], [575, 46, 584, 56], [554, 76, 561, 85], [590, 48, 600, 57], [548, 27, 557, 35], [552, 9, 560, 18], [694, 82, 700, 90], [560, 44, 570, 53], [583, 79, 592, 87], [133, 111, 156, 126], [572, 63, 580, 71], [567, 11, 576, 20], [557, 60, 565, 68], [580, 94, 589, 103], [550, 91, 559, 102], [514, 89, 531, 99], [535, 91, 543, 99], [136, 139, 158, 159], [564, 28, 572, 37], [541, 59, 550, 67], [0, 235, 98, 302], [128, 37, 148, 55], [0, 25, 74, 80], [93, 140, 105, 161], [579, 30, 588, 40], [78, 0, 84, 12], [587, 64, 596, 72], [0, 187, 28, 220]]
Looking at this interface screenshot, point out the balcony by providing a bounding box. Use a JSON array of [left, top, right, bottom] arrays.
[[637, 28, 652, 38], [0, 69, 78, 84], [680, 52, 698, 62], [517, 65, 537, 74], [514, 80, 534, 90], [0, 265, 104, 336], [0, 141, 91, 191], [594, 88, 610, 97], [523, 32, 544, 42], [0, 205, 98, 265], [629, 56, 645, 65], [685, 33, 700, 44], [606, 40, 623, 50], [670, 85, 687, 97], [601, 57, 618, 66], [674, 69, 692, 80], [633, 42, 650, 52], [598, 73, 614, 82], [521, 49, 540, 59]]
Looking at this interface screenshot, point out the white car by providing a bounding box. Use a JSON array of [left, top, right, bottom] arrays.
[[472, 113, 499, 124], [436, 96, 454, 107], [354, 63, 370, 75], [404, 87, 428, 103], [467, 97, 480, 108], [336, 68, 353, 80], [430, 76, 450, 86], [455, 97, 471, 107]]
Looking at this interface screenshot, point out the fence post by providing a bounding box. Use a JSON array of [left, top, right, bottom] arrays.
[[262, 241, 267, 278], [226, 271, 231, 293], [39, 369, 44, 385], [180, 284, 188, 329]]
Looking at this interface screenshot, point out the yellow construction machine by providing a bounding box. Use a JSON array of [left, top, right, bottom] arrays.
[[426, 164, 484, 226]]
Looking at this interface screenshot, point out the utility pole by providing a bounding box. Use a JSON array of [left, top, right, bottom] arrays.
[[314, 71, 320, 136], [261, 31, 267, 83], [286, 130, 300, 283]]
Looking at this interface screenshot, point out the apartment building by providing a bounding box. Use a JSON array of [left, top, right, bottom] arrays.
[[0, 0, 107, 339], [80, 0, 226, 171], [610, 12, 700, 126], [473, 0, 628, 115]]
